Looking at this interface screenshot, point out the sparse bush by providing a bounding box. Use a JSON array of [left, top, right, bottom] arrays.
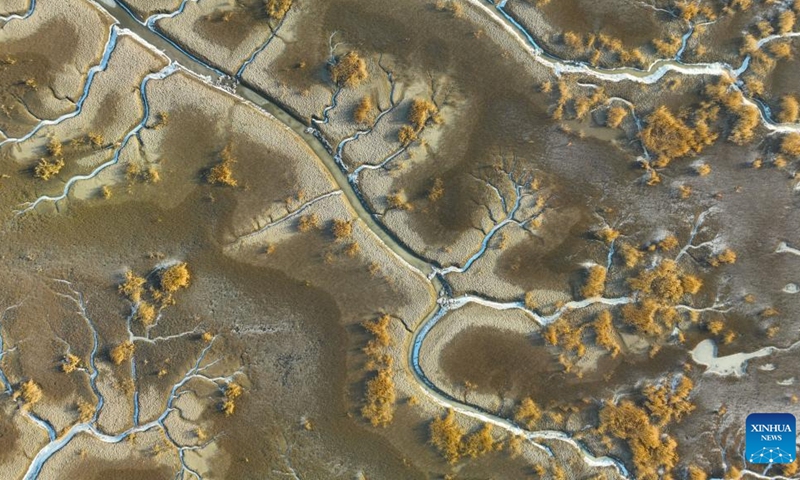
[[47, 138, 63, 157], [514, 397, 541, 428], [330, 51, 369, 88], [33, 157, 65, 180], [135, 301, 157, 327], [332, 219, 353, 239], [640, 106, 701, 167], [363, 314, 392, 347], [781, 132, 800, 157], [77, 400, 95, 422], [778, 96, 799, 123], [430, 409, 465, 463], [110, 341, 135, 365], [523, 291, 537, 310], [779, 10, 797, 33], [408, 98, 439, 131], [264, 0, 292, 21], [599, 400, 679, 480], [427, 177, 445, 202], [297, 213, 320, 232], [353, 96, 375, 124], [160, 263, 191, 293], [387, 190, 412, 210], [87, 132, 104, 148], [708, 248, 736, 266], [618, 242, 643, 268], [581, 265, 607, 298], [344, 241, 361, 257], [643, 375, 694, 426], [595, 227, 620, 244], [119, 271, 146, 303], [462, 424, 496, 458], [593, 310, 620, 357], [206, 145, 237, 187], [694, 163, 711, 176], [14, 380, 43, 406], [398, 125, 418, 146], [606, 106, 628, 128], [61, 354, 81, 373], [362, 368, 396, 427]]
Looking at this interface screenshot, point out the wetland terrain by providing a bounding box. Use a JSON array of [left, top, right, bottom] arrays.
[[1, 0, 800, 478]]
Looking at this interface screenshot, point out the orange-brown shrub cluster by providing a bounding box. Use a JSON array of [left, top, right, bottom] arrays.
[[514, 397, 542, 429], [593, 310, 621, 357], [353, 96, 375, 124], [330, 52, 369, 88], [429, 409, 498, 462], [581, 265, 607, 298], [361, 314, 396, 427], [110, 341, 135, 365], [206, 144, 238, 187], [264, 0, 292, 21], [640, 106, 716, 168], [599, 400, 680, 480]]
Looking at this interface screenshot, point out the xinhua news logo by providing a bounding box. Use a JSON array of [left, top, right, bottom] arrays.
[[746, 413, 796, 464]]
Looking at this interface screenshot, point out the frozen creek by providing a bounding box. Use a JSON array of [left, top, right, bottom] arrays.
[[8, 0, 800, 478]]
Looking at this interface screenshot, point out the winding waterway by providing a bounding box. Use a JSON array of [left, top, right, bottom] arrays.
[[11, 0, 800, 477]]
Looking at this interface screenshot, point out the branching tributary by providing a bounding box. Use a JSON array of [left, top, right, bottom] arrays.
[[9, 0, 800, 477]]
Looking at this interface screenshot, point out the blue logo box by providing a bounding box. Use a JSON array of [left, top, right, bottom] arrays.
[[746, 413, 796, 464]]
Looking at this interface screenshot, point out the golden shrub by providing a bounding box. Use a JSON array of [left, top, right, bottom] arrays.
[[207, 144, 237, 186], [363, 314, 392, 347], [581, 265, 607, 298], [514, 397, 542, 428], [135, 301, 157, 326], [361, 368, 396, 427], [264, 0, 292, 21], [621, 298, 662, 336], [640, 106, 698, 164], [427, 177, 445, 202], [781, 133, 800, 157], [33, 157, 65, 180], [708, 248, 737, 266], [62, 353, 81, 373], [778, 96, 799, 123], [160, 263, 190, 293], [353, 96, 375, 124], [643, 375, 695, 426], [430, 409, 465, 463], [398, 125, 418, 146], [119, 271, 146, 302], [462, 424, 496, 458], [408, 98, 439, 131], [297, 213, 320, 232], [331, 219, 353, 239], [617, 242, 643, 268], [330, 51, 369, 88], [606, 106, 628, 128], [593, 310, 620, 357], [110, 341, 135, 365], [77, 400, 95, 422], [14, 380, 43, 406]]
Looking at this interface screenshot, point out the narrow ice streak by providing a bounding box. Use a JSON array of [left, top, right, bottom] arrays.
[[471, 0, 800, 134], [0, 25, 119, 148], [18, 62, 179, 214], [776, 242, 800, 257], [0, 0, 36, 23]]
